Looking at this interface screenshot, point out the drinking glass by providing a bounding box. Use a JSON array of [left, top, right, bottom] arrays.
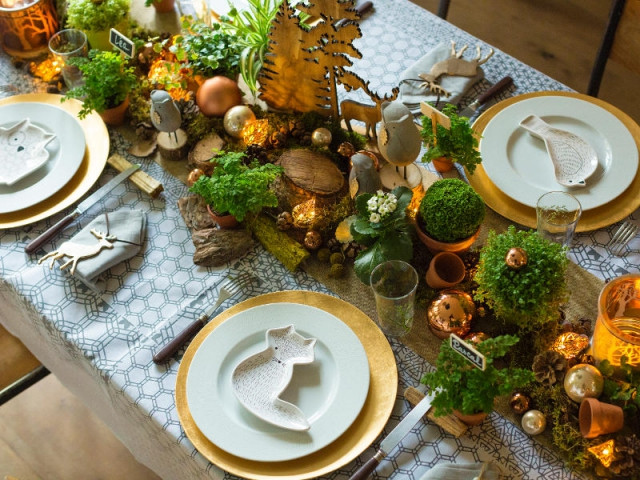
[[48, 29, 88, 89], [370, 260, 418, 337], [536, 191, 582, 247]]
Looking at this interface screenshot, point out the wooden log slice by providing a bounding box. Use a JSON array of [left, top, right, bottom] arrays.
[[187, 132, 226, 175], [278, 149, 344, 195], [157, 128, 189, 161]]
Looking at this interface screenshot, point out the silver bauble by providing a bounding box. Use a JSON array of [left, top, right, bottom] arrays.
[[521, 409, 546, 435], [223, 105, 256, 138], [311, 127, 332, 147], [563, 363, 604, 403]]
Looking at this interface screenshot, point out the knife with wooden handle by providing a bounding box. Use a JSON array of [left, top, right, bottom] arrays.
[[458, 76, 514, 118]]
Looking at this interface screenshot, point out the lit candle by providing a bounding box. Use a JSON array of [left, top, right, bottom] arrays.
[[588, 439, 615, 468]]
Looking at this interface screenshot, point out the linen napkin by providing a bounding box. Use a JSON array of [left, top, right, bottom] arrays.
[[419, 462, 503, 480], [399, 43, 485, 114], [39, 209, 146, 282]]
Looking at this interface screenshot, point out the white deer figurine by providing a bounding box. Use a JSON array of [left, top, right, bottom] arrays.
[[38, 229, 116, 275]]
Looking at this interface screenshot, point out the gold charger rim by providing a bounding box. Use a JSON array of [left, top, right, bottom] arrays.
[[175, 290, 398, 480], [0, 93, 109, 229], [468, 91, 640, 232]]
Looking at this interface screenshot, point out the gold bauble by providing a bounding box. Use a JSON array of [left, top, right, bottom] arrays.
[[304, 230, 323, 250], [505, 247, 528, 270], [509, 392, 531, 414], [427, 289, 475, 339], [311, 127, 332, 147], [186, 168, 205, 187], [521, 409, 546, 435], [223, 105, 256, 138], [563, 363, 604, 403]]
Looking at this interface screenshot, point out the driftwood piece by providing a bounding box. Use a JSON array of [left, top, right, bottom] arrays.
[[108, 153, 164, 198], [192, 228, 255, 267], [157, 128, 189, 161], [188, 132, 225, 175], [177, 195, 215, 231]]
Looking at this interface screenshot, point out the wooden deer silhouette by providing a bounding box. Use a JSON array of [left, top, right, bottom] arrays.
[[38, 229, 116, 275], [339, 71, 400, 138], [419, 41, 494, 97]]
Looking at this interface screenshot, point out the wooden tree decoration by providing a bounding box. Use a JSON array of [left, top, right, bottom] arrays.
[[259, 0, 363, 118]]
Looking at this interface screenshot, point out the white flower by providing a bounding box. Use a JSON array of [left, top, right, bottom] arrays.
[[369, 212, 381, 223]]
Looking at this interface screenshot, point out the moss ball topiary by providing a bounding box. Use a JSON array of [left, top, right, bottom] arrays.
[[316, 247, 331, 263], [419, 178, 485, 243], [329, 252, 345, 265], [329, 263, 345, 278]]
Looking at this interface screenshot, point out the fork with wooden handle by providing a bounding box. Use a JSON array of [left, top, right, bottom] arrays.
[[152, 273, 254, 364]]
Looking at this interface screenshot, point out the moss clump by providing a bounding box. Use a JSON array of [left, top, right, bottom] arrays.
[[474, 225, 569, 331], [418, 178, 485, 242], [328, 263, 345, 278], [316, 248, 331, 263], [329, 252, 345, 265]]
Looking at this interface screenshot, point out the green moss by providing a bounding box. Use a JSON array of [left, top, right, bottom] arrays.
[[418, 178, 485, 242], [329, 252, 344, 265], [316, 248, 331, 263], [246, 214, 309, 271]]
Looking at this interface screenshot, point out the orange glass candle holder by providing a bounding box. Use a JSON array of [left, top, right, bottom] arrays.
[[0, 0, 58, 58], [592, 274, 640, 370]]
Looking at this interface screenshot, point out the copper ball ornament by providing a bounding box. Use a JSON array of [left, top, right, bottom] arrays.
[[186, 168, 205, 187], [465, 331, 490, 345], [509, 392, 531, 415], [311, 127, 332, 147], [427, 289, 475, 339], [223, 105, 256, 138], [196, 76, 243, 117], [521, 409, 546, 435], [505, 247, 528, 270], [564, 363, 604, 403], [304, 230, 323, 250]]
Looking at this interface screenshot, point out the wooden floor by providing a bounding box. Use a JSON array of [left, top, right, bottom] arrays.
[[2, 1, 639, 478]]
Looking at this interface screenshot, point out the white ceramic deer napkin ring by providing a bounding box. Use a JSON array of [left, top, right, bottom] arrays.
[[38, 209, 146, 281]]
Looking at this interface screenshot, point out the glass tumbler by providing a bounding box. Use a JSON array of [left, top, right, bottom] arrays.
[[48, 28, 88, 89], [536, 191, 582, 247], [370, 260, 418, 337]]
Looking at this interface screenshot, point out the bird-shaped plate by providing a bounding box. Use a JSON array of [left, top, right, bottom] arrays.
[[0, 118, 56, 185], [520, 114, 598, 187], [231, 325, 317, 431]]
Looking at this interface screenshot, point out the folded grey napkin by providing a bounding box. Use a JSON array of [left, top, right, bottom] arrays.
[[39, 209, 146, 281], [419, 462, 503, 480], [399, 43, 485, 114]]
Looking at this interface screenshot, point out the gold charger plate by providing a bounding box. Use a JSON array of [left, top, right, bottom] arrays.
[[176, 290, 398, 480], [0, 94, 109, 229], [468, 91, 640, 231]]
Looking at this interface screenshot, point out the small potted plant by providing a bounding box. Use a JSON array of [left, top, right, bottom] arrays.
[[416, 178, 485, 254], [189, 150, 283, 227], [420, 103, 482, 173], [474, 225, 569, 332], [349, 186, 414, 284], [421, 334, 534, 425], [65, 0, 130, 51], [63, 49, 137, 125]]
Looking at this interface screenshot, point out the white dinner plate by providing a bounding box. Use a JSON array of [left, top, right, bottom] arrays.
[[186, 302, 371, 463], [480, 95, 638, 210], [0, 102, 86, 214]]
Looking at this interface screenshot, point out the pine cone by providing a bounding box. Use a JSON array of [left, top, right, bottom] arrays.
[[326, 237, 342, 253], [532, 350, 567, 386], [610, 435, 640, 476]]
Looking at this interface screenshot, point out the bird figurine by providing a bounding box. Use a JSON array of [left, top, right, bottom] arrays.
[[150, 90, 181, 143], [349, 152, 382, 198], [378, 100, 422, 167]]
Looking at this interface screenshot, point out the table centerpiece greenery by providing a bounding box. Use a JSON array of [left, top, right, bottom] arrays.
[[349, 186, 414, 284], [65, 0, 130, 51]]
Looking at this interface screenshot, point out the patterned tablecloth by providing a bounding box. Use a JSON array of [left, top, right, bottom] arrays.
[[1, 1, 639, 479]]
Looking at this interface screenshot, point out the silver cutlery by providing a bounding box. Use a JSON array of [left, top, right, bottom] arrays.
[[458, 75, 513, 119], [152, 272, 258, 364], [608, 221, 638, 256]]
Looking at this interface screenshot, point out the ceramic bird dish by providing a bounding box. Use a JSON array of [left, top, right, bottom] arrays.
[[0, 118, 56, 186], [231, 324, 317, 431], [519, 114, 598, 187]]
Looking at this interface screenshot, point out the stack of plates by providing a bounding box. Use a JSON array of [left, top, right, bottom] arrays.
[[468, 92, 640, 231], [0, 94, 109, 230], [175, 291, 397, 479]]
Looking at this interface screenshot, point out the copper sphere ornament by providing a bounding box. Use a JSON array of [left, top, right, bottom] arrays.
[[465, 331, 490, 344], [427, 289, 475, 339], [509, 392, 531, 415], [223, 105, 256, 138], [564, 363, 604, 403], [521, 409, 546, 435], [505, 247, 528, 270], [186, 168, 205, 187], [311, 127, 332, 147], [304, 230, 322, 250]]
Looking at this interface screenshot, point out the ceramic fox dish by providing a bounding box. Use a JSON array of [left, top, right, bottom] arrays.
[[0, 118, 56, 185], [231, 324, 317, 431]]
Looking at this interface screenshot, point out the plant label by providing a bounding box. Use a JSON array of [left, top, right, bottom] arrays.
[[110, 29, 135, 58], [420, 102, 451, 130], [450, 333, 486, 371]]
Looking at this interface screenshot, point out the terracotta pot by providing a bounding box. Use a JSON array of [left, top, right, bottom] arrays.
[[579, 397, 624, 438], [432, 156, 454, 173], [415, 217, 480, 255], [99, 96, 130, 126], [207, 205, 239, 229], [426, 251, 466, 289], [151, 0, 175, 13], [453, 409, 488, 426]]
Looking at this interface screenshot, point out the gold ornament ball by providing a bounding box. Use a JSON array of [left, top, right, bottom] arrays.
[[311, 127, 332, 147], [505, 247, 528, 270], [304, 230, 323, 250], [509, 392, 531, 415], [521, 409, 546, 435], [563, 363, 604, 403], [427, 289, 475, 339], [223, 105, 256, 138], [186, 168, 205, 187]]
